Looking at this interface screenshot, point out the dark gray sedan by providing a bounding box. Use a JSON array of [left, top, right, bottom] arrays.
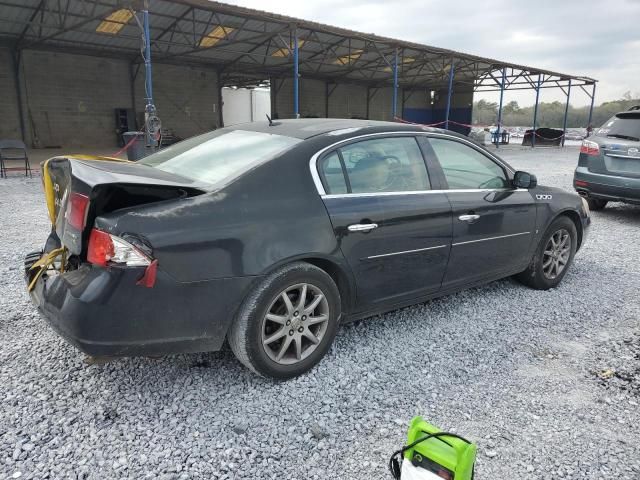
[[26, 119, 590, 378]]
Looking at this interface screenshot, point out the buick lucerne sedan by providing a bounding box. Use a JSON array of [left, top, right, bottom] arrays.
[[26, 119, 590, 378]]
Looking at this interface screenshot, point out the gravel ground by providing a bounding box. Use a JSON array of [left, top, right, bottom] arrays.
[[1, 146, 639, 479]]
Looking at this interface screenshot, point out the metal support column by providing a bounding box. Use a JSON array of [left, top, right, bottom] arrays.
[[325, 82, 329, 118], [11, 49, 27, 144], [587, 83, 596, 133], [531, 73, 541, 148], [217, 70, 224, 128], [293, 28, 299, 118], [562, 79, 572, 147], [392, 48, 399, 119], [129, 63, 138, 127], [495, 67, 506, 148], [366, 86, 371, 120], [444, 58, 455, 130]]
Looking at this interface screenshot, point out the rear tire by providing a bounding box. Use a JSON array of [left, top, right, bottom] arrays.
[[515, 216, 577, 290], [227, 262, 341, 379], [586, 197, 607, 210]]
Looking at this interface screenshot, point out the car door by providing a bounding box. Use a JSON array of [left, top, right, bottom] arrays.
[[422, 135, 537, 289], [314, 134, 453, 308]]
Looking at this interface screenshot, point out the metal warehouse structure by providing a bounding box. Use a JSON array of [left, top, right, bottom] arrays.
[[0, 0, 597, 148]]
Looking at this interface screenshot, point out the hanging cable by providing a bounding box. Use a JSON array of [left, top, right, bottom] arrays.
[[132, 8, 161, 150]]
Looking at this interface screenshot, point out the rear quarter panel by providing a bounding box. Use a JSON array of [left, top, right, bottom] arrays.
[[94, 142, 343, 283]]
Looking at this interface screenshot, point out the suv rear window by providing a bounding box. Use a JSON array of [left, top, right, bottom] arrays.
[[597, 113, 640, 141], [140, 129, 301, 186]]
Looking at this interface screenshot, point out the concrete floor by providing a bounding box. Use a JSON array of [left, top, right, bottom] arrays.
[[2, 148, 127, 176]]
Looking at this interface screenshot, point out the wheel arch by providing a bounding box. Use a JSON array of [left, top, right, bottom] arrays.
[[555, 209, 583, 250], [299, 257, 355, 318], [259, 254, 356, 318]]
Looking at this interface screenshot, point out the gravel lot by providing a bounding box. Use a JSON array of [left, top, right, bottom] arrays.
[[1, 146, 639, 479]]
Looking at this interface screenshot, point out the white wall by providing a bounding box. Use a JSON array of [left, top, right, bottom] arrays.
[[222, 88, 271, 126]]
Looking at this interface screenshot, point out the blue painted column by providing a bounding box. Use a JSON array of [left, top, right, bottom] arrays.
[[495, 67, 506, 148], [293, 28, 300, 118], [587, 83, 596, 133], [392, 48, 398, 119], [531, 73, 541, 148], [562, 79, 572, 147], [444, 58, 455, 130]]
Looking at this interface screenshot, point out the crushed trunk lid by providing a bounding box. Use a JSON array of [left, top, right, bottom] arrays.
[[43, 156, 206, 256]]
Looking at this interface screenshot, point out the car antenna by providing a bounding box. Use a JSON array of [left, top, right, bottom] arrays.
[[266, 114, 274, 126]]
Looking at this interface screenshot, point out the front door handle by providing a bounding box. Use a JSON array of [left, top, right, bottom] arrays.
[[348, 223, 378, 232], [458, 214, 480, 222]]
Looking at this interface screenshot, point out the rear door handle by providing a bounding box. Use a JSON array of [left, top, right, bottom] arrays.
[[458, 214, 480, 222], [348, 223, 378, 232]]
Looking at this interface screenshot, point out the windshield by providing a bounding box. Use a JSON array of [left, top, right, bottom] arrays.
[[596, 113, 640, 141], [140, 129, 302, 186]]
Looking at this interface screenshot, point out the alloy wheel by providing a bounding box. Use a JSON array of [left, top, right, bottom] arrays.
[[542, 229, 571, 280], [261, 283, 330, 365]]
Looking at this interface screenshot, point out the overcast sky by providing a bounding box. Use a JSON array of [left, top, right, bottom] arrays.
[[223, 0, 639, 106]]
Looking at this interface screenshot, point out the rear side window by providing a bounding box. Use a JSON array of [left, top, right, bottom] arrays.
[[318, 151, 348, 194], [428, 138, 509, 189], [140, 129, 301, 186], [597, 113, 640, 141], [318, 136, 430, 194]]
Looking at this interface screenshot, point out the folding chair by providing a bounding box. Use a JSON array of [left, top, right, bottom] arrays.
[[0, 139, 32, 178]]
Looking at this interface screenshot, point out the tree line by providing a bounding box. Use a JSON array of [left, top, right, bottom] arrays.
[[472, 92, 640, 128]]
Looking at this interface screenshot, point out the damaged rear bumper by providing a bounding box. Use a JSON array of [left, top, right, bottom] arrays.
[[26, 260, 257, 357]]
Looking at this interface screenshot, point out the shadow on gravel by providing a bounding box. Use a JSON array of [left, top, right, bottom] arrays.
[[594, 204, 640, 224]]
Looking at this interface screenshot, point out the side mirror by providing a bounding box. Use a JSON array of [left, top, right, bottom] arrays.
[[513, 170, 537, 189]]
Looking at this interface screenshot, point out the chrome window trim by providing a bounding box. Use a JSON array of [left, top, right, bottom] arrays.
[[322, 188, 528, 199], [309, 131, 515, 197], [451, 231, 531, 247], [366, 244, 448, 260]]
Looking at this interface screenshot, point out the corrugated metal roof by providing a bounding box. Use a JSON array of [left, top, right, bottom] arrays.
[[0, 0, 596, 90]]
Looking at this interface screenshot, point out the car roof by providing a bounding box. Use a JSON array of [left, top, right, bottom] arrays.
[[225, 118, 465, 140]]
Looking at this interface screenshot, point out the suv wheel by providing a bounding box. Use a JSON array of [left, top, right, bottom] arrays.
[[228, 262, 341, 379]]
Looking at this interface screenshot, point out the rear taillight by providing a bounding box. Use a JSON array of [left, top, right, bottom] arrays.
[[87, 228, 151, 267], [580, 140, 600, 156], [87, 229, 114, 267], [575, 180, 589, 187], [67, 192, 90, 230]]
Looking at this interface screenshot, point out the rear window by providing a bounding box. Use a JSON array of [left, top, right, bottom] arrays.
[[140, 129, 301, 186], [597, 113, 640, 141]]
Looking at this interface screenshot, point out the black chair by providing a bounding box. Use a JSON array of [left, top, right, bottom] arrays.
[[0, 139, 32, 178]]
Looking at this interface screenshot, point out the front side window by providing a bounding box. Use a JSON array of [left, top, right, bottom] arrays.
[[318, 136, 430, 194], [428, 138, 509, 189], [140, 129, 302, 186]]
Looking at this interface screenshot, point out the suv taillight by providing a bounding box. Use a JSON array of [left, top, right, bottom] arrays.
[[87, 228, 151, 267], [580, 140, 600, 156]]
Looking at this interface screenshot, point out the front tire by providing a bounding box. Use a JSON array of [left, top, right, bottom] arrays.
[[227, 262, 341, 379], [515, 216, 577, 290]]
